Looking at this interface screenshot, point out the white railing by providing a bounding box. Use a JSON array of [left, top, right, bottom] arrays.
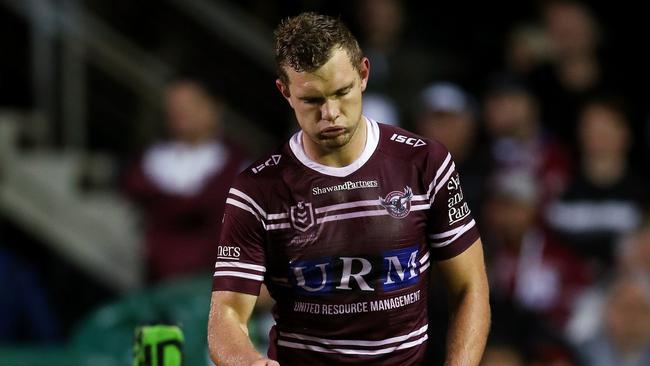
[[3, 0, 174, 148], [0, 111, 143, 291]]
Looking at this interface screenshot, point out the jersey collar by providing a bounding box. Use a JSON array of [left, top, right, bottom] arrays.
[[289, 116, 380, 177]]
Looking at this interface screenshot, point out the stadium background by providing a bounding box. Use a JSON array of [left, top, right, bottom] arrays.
[[1, 0, 649, 365]]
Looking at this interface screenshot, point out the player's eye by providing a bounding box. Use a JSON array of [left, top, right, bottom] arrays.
[[336, 89, 351, 97], [302, 98, 323, 105]]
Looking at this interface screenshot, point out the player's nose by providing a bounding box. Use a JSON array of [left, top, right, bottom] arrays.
[[320, 99, 340, 122]]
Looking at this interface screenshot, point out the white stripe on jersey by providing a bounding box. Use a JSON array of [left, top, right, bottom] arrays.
[[277, 325, 429, 355], [315, 203, 431, 225], [428, 152, 452, 198], [226, 198, 264, 223], [213, 271, 264, 282], [316, 196, 430, 215], [411, 204, 431, 211], [215, 262, 266, 273], [429, 219, 475, 239], [277, 334, 428, 355], [279, 324, 428, 347], [317, 209, 387, 224], [419, 260, 430, 273], [226, 195, 289, 230], [315, 199, 381, 214], [229, 188, 267, 218], [412, 194, 429, 201], [227, 189, 433, 230], [431, 161, 455, 203], [419, 251, 430, 265], [268, 212, 289, 220], [266, 222, 292, 230], [429, 219, 476, 248]]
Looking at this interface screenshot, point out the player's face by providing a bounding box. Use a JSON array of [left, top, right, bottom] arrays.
[[277, 48, 369, 151]]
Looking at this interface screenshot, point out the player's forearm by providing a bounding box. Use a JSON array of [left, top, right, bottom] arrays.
[[444, 285, 490, 366], [207, 308, 263, 366]]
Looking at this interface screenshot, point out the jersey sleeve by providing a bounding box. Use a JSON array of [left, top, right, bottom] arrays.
[[424, 142, 480, 260], [212, 177, 267, 296]]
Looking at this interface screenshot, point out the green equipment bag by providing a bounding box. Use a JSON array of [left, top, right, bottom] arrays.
[[132, 324, 184, 366]]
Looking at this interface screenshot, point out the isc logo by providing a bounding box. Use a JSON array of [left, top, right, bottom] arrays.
[[252, 154, 281, 174], [390, 133, 426, 147], [290, 246, 421, 294]]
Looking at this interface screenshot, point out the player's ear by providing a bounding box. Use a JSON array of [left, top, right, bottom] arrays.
[[359, 57, 370, 92], [276, 79, 294, 108]]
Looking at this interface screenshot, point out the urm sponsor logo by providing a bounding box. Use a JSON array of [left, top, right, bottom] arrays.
[[289, 245, 422, 295]]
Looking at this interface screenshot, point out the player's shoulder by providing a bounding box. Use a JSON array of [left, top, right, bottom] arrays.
[[376, 121, 449, 162], [231, 142, 293, 193]]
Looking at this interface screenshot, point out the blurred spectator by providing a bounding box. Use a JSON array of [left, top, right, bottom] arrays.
[[618, 224, 650, 277], [578, 273, 650, 366], [483, 170, 591, 331], [504, 24, 550, 78], [482, 76, 572, 204], [122, 79, 248, 282], [416, 81, 485, 211], [417, 82, 477, 162], [542, 1, 601, 91], [362, 92, 400, 126], [546, 97, 644, 273], [567, 222, 650, 345], [486, 296, 578, 366], [529, 0, 623, 143], [355, 0, 449, 129]]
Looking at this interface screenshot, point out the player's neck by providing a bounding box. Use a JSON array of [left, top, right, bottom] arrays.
[[303, 117, 367, 168]]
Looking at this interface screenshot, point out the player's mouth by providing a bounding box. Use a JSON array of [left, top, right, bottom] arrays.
[[319, 127, 346, 138]]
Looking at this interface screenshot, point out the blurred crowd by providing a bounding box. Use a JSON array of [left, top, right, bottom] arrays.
[[346, 1, 650, 365], [2, 0, 650, 365]]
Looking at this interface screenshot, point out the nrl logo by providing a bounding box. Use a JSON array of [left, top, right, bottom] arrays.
[[290, 201, 315, 232], [379, 186, 413, 219]]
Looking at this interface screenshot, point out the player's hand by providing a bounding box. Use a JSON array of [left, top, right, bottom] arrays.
[[251, 357, 280, 366]]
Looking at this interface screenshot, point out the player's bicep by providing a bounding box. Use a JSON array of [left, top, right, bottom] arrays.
[[209, 290, 259, 331], [436, 239, 487, 297]]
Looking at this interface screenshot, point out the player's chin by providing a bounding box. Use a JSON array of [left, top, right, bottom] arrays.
[[317, 133, 351, 148]]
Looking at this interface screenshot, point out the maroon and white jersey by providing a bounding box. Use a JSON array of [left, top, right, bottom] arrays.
[[213, 117, 479, 365]]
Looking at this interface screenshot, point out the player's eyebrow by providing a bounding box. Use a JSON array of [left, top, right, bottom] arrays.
[[298, 82, 354, 103], [331, 83, 353, 96], [298, 95, 325, 103]]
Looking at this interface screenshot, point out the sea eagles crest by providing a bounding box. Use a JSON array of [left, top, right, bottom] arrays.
[[290, 201, 315, 232], [379, 186, 413, 219]]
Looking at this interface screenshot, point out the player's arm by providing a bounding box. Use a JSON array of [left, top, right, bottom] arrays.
[[437, 239, 490, 366], [207, 290, 279, 366]]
